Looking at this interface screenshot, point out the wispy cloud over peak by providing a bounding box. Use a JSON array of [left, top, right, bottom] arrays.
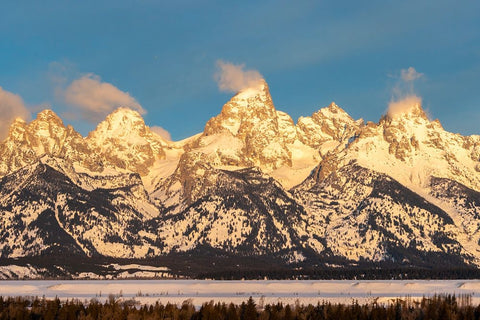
[[387, 67, 426, 118], [401, 67, 424, 82], [0, 87, 31, 139], [214, 60, 264, 93], [62, 73, 145, 122]]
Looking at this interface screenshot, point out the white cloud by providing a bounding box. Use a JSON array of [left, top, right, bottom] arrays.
[[0, 87, 31, 139], [150, 125, 171, 141], [214, 60, 263, 93], [401, 67, 424, 82], [63, 73, 145, 122], [387, 95, 422, 118], [387, 67, 425, 117]]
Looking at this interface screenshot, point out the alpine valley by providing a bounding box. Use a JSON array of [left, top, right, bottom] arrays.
[[1, 80, 480, 279]]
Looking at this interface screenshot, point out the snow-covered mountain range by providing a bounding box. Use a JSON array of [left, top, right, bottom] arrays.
[[1, 80, 480, 277]]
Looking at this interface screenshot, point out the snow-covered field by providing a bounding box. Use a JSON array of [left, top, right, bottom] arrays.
[[1, 280, 480, 307]]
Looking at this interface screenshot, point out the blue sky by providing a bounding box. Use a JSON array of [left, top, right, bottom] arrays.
[[1, 0, 479, 139]]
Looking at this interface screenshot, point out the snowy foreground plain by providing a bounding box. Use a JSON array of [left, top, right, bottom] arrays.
[[2, 280, 480, 307]]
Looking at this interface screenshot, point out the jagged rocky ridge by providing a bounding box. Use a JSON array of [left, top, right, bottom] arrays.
[[1, 80, 480, 277]]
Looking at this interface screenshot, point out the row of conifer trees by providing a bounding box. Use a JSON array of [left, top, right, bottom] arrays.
[[0, 294, 479, 319]]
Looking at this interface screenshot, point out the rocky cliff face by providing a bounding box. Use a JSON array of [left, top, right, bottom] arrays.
[[0, 159, 159, 259], [86, 107, 169, 176], [200, 80, 293, 170], [0, 110, 102, 176], [292, 163, 471, 265], [296, 102, 363, 152], [329, 102, 480, 192]]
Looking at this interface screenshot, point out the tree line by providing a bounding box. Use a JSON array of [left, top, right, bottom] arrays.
[[197, 266, 480, 280], [1, 294, 480, 320]]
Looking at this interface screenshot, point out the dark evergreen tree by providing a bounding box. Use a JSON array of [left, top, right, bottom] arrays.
[[241, 297, 257, 320]]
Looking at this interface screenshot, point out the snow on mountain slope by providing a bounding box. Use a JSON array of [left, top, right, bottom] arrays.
[[86, 107, 191, 193], [201, 80, 292, 171], [296, 102, 363, 152], [87, 108, 168, 176], [0, 107, 186, 190], [337, 103, 480, 192], [293, 163, 472, 265], [290, 102, 480, 265], [153, 166, 309, 260], [0, 110, 102, 176], [0, 161, 161, 258], [186, 84, 362, 189], [427, 177, 480, 258], [272, 103, 363, 189]]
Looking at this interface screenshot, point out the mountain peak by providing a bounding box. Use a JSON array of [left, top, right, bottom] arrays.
[[86, 107, 166, 176], [104, 107, 145, 125], [90, 107, 147, 140], [320, 102, 353, 119], [35, 109, 64, 126], [0, 108, 98, 176], [228, 79, 272, 111], [204, 79, 276, 137], [7, 118, 28, 141], [200, 79, 292, 170], [327, 101, 341, 111], [296, 102, 361, 150], [308, 102, 357, 128]]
